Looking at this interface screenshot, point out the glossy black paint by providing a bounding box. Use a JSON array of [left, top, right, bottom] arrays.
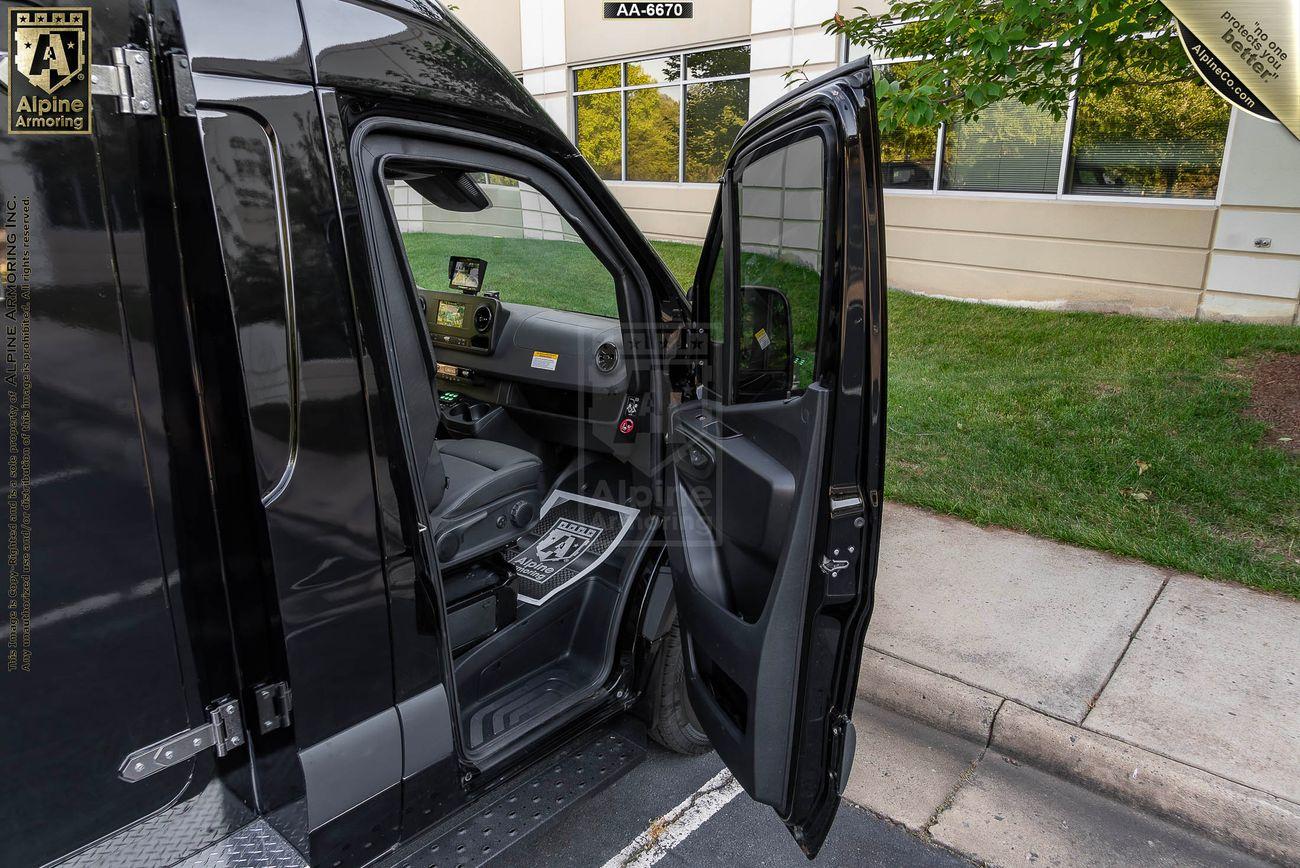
[[4, 0, 882, 864], [0, 2, 252, 865]]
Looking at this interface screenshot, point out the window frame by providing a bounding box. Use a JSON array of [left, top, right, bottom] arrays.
[[572, 43, 751, 186], [844, 37, 1232, 205]]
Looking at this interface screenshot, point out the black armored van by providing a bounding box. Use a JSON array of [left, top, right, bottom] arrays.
[[0, 1, 886, 865]]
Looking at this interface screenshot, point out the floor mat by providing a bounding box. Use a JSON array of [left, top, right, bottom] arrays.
[[507, 491, 639, 606]]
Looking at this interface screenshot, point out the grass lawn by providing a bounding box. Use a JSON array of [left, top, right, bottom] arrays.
[[403, 232, 1300, 597]]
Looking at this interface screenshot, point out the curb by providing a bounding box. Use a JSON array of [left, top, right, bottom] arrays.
[[856, 649, 1300, 865]]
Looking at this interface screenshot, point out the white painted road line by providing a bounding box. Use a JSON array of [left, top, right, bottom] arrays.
[[601, 768, 744, 868]]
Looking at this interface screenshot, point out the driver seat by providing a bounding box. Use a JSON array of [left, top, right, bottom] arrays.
[[427, 438, 543, 569]]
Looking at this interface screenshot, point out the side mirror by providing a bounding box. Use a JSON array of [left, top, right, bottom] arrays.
[[736, 286, 795, 402]]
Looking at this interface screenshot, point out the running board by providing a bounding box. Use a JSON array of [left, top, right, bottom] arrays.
[[377, 726, 646, 867], [171, 818, 305, 867]]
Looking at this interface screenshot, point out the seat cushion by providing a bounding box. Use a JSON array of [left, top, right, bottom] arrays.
[[433, 438, 542, 520]]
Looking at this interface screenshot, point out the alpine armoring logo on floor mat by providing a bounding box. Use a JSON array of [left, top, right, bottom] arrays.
[[508, 492, 639, 605], [515, 519, 602, 576]]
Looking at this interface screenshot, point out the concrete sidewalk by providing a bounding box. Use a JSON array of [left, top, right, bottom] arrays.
[[846, 504, 1300, 865]]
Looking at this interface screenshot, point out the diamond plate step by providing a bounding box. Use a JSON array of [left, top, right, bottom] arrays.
[[172, 819, 306, 868], [380, 727, 646, 868]]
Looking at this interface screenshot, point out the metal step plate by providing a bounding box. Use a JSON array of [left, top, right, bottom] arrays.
[[380, 727, 646, 868], [173, 819, 306, 868]]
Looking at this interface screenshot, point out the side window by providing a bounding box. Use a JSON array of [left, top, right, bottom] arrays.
[[386, 170, 617, 317], [734, 135, 825, 395]]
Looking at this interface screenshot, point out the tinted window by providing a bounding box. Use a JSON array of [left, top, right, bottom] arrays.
[[735, 135, 825, 391]]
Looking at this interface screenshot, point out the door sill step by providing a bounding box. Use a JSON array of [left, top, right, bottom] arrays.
[[171, 818, 306, 868], [378, 726, 646, 867]]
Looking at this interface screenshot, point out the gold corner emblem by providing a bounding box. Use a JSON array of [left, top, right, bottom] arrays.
[[7, 7, 93, 134]]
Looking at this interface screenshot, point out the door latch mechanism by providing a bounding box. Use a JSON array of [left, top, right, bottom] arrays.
[[820, 555, 851, 578], [118, 697, 246, 782]]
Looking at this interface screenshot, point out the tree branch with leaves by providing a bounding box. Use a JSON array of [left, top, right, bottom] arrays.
[[826, 0, 1195, 133]]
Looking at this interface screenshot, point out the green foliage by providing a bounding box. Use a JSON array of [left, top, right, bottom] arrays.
[[402, 232, 620, 316], [827, 0, 1196, 132]]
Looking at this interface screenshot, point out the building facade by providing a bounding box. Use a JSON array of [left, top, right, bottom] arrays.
[[445, 0, 1300, 324]]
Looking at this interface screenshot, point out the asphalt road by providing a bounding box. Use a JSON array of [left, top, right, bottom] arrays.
[[496, 742, 972, 867]]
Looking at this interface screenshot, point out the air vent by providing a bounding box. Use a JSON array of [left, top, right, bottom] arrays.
[[594, 341, 619, 373], [474, 305, 494, 333]]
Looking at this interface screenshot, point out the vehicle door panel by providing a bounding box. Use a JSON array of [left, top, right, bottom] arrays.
[[663, 59, 885, 855]]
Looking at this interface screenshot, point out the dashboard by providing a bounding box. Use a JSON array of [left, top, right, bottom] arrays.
[[424, 290, 500, 354], [419, 288, 633, 446]]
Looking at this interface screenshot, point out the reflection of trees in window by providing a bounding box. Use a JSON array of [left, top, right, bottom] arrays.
[[685, 80, 748, 183], [574, 46, 749, 183], [575, 63, 619, 90], [1069, 73, 1228, 199], [686, 46, 748, 78], [627, 87, 680, 181], [626, 56, 680, 85], [576, 91, 622, 180], [941, 97, 1066, 193], [878, 63, 938, 189]]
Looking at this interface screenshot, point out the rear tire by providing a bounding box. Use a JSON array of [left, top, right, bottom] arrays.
[[647, 621, 712, 756]]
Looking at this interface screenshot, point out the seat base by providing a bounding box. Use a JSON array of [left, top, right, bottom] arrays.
[[431, 437, 543, 568]]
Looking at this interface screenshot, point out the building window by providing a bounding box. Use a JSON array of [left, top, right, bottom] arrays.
[[1066, 72, 1230, 199], [941, 97, 1067, 194], [573, 45, 750, 184], [846, 39, 1229, 200]]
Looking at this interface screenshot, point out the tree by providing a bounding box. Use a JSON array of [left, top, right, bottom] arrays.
[[826, 0, 1197, 134]]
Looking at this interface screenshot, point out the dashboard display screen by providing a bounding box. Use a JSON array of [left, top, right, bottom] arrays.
[[436, 300, 465, 329], [448, 256, 487, 291]]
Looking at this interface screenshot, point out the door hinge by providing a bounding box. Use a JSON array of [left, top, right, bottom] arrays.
[[253, 681, 293, 734], [118, 697, 245, 782], [92, 48, 158, 115], [1, 46, 189, 116], [170, 53, 197, 117]]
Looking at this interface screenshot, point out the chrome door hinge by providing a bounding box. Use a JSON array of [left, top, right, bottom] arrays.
[[95, 48, 157, 115], [119, 697, 246, 782], [0, 47, 158, 115], [170, 54, 197, 117], [253, 681, 293, 734]]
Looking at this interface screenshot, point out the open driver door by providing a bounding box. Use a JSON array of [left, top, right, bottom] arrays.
[[664, 57, 886, 856]]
